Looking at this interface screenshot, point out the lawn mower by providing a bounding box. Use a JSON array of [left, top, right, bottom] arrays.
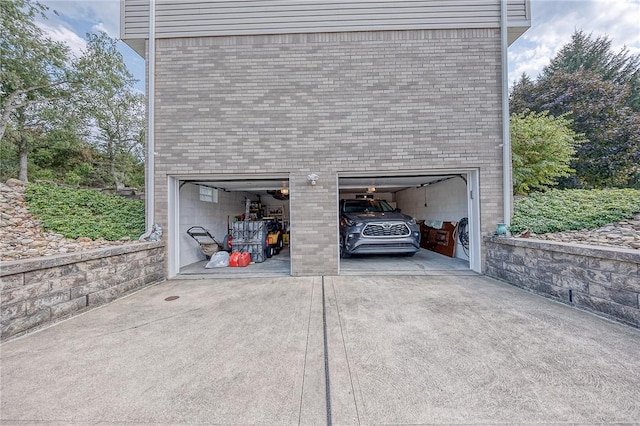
[[262, 216, 284, 257], [186, 226, 224, 260]]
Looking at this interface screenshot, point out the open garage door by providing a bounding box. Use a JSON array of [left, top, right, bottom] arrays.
[[338, 171, 481, 275], [167, 174, 291, 278]]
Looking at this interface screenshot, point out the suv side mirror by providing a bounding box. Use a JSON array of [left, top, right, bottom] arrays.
[[395, 208, 401, 213]]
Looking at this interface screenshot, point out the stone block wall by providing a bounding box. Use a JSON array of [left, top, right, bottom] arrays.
[[485, 237, 640, 328], [0, 242, 165, 341]]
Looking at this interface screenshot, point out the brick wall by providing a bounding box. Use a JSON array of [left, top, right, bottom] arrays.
[[0, 242, 165, 341], [485, 237, 640, 328], [153, 29, 505, 275]]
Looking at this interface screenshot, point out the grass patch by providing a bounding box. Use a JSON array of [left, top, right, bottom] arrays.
[[510, 189, 640, 235], [26, 182, 145, 241]]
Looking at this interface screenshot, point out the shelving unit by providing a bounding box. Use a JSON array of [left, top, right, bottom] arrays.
[[265, 205, 284, 219], [264, 204, 289, 233], [249, 201, 262, 220]]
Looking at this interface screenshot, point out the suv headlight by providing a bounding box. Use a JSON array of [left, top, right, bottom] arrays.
[[341, 218, 356, 227]]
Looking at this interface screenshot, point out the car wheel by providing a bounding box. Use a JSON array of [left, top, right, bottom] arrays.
[[339, 237, 351, 258], [276, 235, 283, 254], [222, 234, 232, 252]]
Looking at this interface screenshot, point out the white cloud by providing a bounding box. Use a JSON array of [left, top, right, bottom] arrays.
[[509, 0, 640, 83], [42, 0, 120, 38], [36, 21, 87, 58], [92, 22, 111, 35]]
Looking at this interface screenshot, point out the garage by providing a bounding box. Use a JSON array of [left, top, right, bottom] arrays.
[[338, 170, 481, 275], [166, 170, 481, 278], [167, 174, 292, 278]]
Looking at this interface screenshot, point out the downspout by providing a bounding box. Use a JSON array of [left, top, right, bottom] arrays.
[[146, 0, 156, 231], [500, 0, 512, 227]]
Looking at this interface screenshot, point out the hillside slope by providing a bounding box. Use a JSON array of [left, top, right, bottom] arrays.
[[0, 179, 140, 262]]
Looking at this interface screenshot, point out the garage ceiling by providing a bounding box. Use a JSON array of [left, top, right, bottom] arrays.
[[185, 178, 288, 192], [184, 174, 463, 194], [339, 175, 464, 193]]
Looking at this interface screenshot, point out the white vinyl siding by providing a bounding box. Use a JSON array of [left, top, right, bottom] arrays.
[[507, 0, 528, 21], [122, 0, 530, 54]]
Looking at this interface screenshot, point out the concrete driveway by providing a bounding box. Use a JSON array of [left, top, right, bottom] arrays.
[[2, 275, 640, 425]]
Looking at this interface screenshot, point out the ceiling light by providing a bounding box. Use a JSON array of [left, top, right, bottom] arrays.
[[280, 188, 289, 195], [367, 187, 376, 193]]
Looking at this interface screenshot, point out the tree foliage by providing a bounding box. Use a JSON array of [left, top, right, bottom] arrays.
[[0, 0, 145, 189], [511, 111, 582, 195], [510, 31, 640, 188], [542, 30, 640, 111], [76, 32, 145, 189], [0, 0, 74, 142]]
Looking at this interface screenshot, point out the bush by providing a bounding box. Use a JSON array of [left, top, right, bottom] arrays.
[[511, 111, 583, 194], [25, 182, 145, 240], [510, 189, 640, 234]]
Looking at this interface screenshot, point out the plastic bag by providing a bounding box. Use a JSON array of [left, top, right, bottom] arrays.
[[205, 251, 229, 268]]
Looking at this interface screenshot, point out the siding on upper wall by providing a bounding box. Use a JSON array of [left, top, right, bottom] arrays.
[[121, 0, 530, 55], [507, 0, 528, 21]]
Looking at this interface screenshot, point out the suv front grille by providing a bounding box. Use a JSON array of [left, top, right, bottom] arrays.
[[363, 222, 410, 237]]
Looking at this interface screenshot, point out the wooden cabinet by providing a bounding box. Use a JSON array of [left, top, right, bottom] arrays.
[[420, 222, 457, 257]]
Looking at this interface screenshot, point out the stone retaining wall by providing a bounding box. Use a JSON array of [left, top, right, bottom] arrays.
[[1, 242, 165, 341], [485, 237, 639, 328]]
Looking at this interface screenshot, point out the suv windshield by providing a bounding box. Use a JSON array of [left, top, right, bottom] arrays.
[[342, 199, 395, 213]]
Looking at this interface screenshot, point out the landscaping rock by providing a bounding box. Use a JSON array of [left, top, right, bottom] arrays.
[[527, 213, 640, 250]]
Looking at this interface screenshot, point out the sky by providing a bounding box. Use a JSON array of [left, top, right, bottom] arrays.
[[37, 0, 640, 91]]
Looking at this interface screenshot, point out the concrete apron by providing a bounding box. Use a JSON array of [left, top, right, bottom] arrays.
[[2, 275, 640, 425]]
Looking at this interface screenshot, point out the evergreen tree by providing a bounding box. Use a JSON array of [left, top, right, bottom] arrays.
[[542, 30, 640, 111], [509, 31, 640, 188]]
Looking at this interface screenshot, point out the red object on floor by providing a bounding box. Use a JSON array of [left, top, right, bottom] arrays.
[[237, 252, 251, 267], [229, 251, 251, 267]]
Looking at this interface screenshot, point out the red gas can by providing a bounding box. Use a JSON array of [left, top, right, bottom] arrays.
[[229, 251, 251, 267], [237, 252, 251, 267]]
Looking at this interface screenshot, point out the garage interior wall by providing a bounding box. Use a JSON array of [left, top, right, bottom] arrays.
[[179, 184, 256, 268], [396, 177, 469, 260]]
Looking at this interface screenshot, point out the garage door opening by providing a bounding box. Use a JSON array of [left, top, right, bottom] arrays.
[[168, 175, 291, 278], [338, 171, 481, 275]]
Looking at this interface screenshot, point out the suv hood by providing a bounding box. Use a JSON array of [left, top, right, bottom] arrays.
[[343, 211, 411, 222]]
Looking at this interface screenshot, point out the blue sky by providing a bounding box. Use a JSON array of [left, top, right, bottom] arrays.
[[38, 0, 640, 91]]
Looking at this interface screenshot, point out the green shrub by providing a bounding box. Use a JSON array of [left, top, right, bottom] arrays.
[[510, 189, 640, 234], [511, 111, 583, 195], [25, 182, 145, 241]]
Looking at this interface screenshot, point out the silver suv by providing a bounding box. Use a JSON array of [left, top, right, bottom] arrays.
[[339, 199, 421, 258]]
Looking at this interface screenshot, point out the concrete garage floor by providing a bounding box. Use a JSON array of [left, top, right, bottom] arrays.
[[2, 275, 640, 424], [179, 248, 471, 278], [179, 247, 292, 278], [340, 249, 472, 276]]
